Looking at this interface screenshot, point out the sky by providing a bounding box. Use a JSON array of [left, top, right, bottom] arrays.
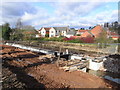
[[0, 0, 119, 29]]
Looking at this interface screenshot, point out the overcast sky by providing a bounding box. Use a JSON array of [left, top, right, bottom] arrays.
[[1, 0, 119, 29]]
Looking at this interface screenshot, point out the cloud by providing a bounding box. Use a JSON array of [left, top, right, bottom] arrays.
[[3, 0, 120, 2], [94, 10, 118, 23], [0, 1, 118, 29], [1, 2, 37, 26], [29, 2, 105, 28], [54, 2, 102, 17], [2, 2, 37, 17], [21, 6, 49, 25]]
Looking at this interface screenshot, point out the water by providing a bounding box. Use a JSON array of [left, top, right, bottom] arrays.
[[87, 69, 120, 84]]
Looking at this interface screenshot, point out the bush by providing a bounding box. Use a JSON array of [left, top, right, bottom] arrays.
[[80, 37, 95, 43], [63, 37, 83, 43], [49, 37, 64, 42], [45, 34, 49, 37], [77, 34, 81, 36]]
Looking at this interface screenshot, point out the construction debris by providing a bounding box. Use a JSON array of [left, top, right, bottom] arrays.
[[103, 54, 120, 73]]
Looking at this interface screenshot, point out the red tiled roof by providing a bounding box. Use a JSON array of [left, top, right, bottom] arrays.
[[38, 27, 51, 31], [112, 36, 120, 38], [24, 31, 35, 34], [108, 32, 119, 36], [90, 25, 103, 38], [80, 25, 103, 38], [80, 31, 93, 38], [38, 28, 42, 31], [78, 30, 89, 32], [44, 28, 51, 31], [46, 31, 49, 34], [107, 31, 120, 39]]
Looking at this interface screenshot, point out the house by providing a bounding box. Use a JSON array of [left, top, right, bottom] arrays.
[[23, 30, 36, 38], [76, 30, 89, 35], [39, 27, 69, 37], [65, 28, 76, 38], [80, 25, 103, 38], [71, 25, 104, 39], [107, 31, 120, 40], [53, 27, 69, 37], [39, 27, 56, 37], [76, 25, 120, 40], [90, 25, 103, 38]]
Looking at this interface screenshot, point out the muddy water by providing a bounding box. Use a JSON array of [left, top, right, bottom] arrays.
[[87, 69, 120, 84]]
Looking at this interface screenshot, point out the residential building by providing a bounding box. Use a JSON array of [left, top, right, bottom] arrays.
[[80, 25, 103, 38], [65, 28, 76, 38], [39, 27, 56, 37], [76, 30, 89, 35], [107, 31, 120, 40], [38, 27, 69, 37]]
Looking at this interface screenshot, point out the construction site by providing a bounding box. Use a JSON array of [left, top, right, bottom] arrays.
[[1, 42, 120, 88]]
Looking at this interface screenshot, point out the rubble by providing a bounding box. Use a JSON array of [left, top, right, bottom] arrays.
[[103, 54, 120, 73]]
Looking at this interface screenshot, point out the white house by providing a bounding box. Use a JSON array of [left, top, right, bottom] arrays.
[[39, 27, 56, 37], [39, 27, 69, 37], [49, 27, 56, 37], [40, 28, 46, 37]]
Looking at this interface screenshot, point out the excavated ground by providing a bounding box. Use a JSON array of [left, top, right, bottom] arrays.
[[1, 44, 119, 88]]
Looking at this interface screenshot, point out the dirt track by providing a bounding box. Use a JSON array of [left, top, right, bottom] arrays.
[[1, 44, 119, 88]]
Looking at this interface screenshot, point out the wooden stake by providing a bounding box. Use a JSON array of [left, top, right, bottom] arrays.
[[57, 45, 62, 67]]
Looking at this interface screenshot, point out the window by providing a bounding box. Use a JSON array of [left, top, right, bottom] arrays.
[[51, 31, 53, 33], [51, 35, 53, 37]]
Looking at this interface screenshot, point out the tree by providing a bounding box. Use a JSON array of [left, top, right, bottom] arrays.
[[80, 28, 85, 30], [77, 34, 81, 36], [22, 25, 35, 30], [104, 22, 109, 27], [22, 30, 37, 41], [0, 25, 2, 40], [109, 21, 119, 33], [16, 18, 23, 29], [10, 18, 37, 41], [10, 30, 24, 41], [10, 19, 24, 41], [89, 27, 92, 30], [2, 23, 12, 40], [45, 33, 49, 37], [95, 30, 113, 48]]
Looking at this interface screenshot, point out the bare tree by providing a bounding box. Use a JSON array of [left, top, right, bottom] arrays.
[[16, 18, 23, 29]]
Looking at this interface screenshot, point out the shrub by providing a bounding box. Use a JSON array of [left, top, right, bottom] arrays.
[[63, 37, 83, 43], [77, 34, 81, 36], [45, 34, 49, 37], [80, 37, 94, 43]]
